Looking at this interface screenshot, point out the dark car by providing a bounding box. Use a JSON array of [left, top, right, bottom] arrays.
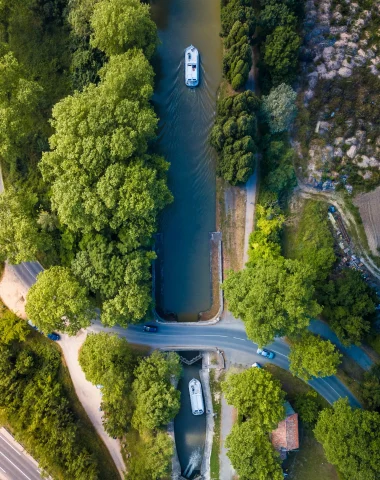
[[47, 332, 61, 341], [143, 325, 158, 333]]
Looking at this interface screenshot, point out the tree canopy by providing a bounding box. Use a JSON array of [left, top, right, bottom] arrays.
[[210, 91, 259, 184], [261, 83, 297, 134], [289, 333, 342, 381], [90, 0, 158, 58], [320, 269, 377, 345], [315, 398, 380, 480], [361, 364, 380, 410], [132, 351, 182, 432], [223, 256, 321, 346], [222, 368, 285, 430], [225, 420, 283, 480], [25, 267, 94, 335]]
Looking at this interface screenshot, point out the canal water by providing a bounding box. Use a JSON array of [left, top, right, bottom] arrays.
[[174, 352, 206, 479], [151, 0, 222, 320]]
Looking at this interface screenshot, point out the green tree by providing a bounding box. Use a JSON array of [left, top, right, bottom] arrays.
[[320, 269, 377, 346], [294, 201, 336, 283], [289, 333, 342, 381], [132, 351, 182, 433], [259, 3, 297, 33], [223, 257, 321, 346], [225, 420, 283, 480], [261, 83, 297, 133], [361, 364, 380, 410], [0, 187, 51, 264], [294, 390, 320, 425], [222, 368, 285, 430], [220, 0, 255, 38], [25, 267, 94, 335], [79, 332, 136, 436], [263, 26, 301, 83], [314, 398, 380, 480], [90, 0, 158, 58], [0, 304, 29, 344], [0, 46, 43, 168]]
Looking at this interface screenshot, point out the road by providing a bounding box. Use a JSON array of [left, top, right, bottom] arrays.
[[0, 430, 42, 480]]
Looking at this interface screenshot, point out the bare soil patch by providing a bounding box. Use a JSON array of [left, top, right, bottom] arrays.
[[0, 264, 27, 319], [217, 178, 246, 273], [353, 186, 380, 257]]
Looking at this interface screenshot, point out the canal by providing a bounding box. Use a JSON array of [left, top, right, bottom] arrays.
[[151, 0, 223, 320], [174, 352, 206, 479]]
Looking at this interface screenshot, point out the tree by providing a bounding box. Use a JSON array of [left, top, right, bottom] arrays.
[[0, 305, 29, 344], [0, 187, 52, 264], [261, 83, 297, 133], [294, 390, 320, 425], [314, 398, 380, 480], [289, 333, 342, 381], [222, 368, 285, 430], [361, 364, 380, 410], [294, 201, 336, 284], [263, 26, 301, 84], [132, 351, 182, 433], [125, 430, 173, 480], [79, 332, 137, 436], [259, 3, 297, 33], [220, 0, 255, 38], [225, 420, 283, 480], [90, 0, 158, 58], [0, 47, 43, 168], [223, 257, 321, 346], [25, 267, 94, 335], [320, 269, 377, 346]]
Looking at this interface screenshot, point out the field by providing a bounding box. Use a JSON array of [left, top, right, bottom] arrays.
[[354, 186, 380, 257]]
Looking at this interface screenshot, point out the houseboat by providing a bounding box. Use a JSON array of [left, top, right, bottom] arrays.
[[185, 45, 199, 87], [189, 378, 204, 415]]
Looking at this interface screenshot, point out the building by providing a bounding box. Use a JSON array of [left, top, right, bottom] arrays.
[[271, 402, 299, 460]]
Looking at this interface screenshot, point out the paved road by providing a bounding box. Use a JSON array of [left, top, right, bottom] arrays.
[[0, 430, 42, 480], [9, 260, 364, 407], [89, 319, 362, 408]]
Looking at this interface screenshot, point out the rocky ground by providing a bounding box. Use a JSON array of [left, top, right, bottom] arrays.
[[296, 0, 380, 191]]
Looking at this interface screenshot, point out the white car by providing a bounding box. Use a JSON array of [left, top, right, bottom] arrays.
[[257, 348, 275, 359], [252, 362, 262, 368]]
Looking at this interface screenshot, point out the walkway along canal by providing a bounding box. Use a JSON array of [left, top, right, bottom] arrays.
[[151, 0, 223, 321]]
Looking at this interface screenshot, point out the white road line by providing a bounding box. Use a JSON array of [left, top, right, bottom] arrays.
[[233, 337, 246, 341], [0, 452, 31, 480], [320, 378, 340, 400], [0, 435, 21, 455], [0, 466, 5, 472], [270, 349, 288, 359]]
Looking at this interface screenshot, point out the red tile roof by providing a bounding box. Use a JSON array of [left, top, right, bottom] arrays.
[[271, 412, 299, 452]]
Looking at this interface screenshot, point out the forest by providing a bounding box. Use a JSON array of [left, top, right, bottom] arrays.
[[0, 0, 169, 333]]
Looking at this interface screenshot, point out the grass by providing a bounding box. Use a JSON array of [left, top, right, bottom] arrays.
[[209, 370, 223, 480], [335, 354, 366, 407]]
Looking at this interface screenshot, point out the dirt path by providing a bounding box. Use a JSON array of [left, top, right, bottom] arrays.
[[219, 395, 236, 480], [243, 168, 258, 265]]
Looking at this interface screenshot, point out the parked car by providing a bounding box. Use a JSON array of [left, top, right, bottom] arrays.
[[47, 332, 60, 341], [257, 347, 274, 359], [143, 325, 158, 332], [252, 362, 262, 368]]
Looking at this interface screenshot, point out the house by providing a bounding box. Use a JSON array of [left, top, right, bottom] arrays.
[[271, 402, 299, 460]]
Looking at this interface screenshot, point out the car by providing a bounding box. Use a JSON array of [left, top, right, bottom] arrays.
[[47, 332, 60, 341], [143, 325, 158, 332], [251, 362, 262, 368], [257, 347, 274, 359]]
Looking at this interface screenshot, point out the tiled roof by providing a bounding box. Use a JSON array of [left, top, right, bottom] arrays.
[[271, 408, 299, 453]]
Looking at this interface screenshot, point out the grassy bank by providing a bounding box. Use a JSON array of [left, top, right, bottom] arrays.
[[209, 370, 223, 480]]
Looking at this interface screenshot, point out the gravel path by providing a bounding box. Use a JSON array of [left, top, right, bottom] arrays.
[[243, 168, 258, 265], [219, 394, 236, 480]]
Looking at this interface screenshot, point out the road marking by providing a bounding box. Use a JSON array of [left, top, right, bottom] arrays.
[[0, 435, 21, 455], [0, 466, 5, 472], [233, 337, 246, 341], [269, 349, 288, 359], [320, 378, 341, 400], [0, 452, 31, 480]]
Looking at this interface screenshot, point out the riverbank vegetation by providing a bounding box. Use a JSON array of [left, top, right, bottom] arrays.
[[0, 303, 119, 479], [0, 0, 170, 333], [79, 333, 182, 479]]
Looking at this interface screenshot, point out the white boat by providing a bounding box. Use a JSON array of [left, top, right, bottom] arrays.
[[185, 45, 199, 87], [189, 378, 204, 415]]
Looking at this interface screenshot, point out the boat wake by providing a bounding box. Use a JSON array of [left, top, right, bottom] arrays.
[[183, 448, 202, 478]]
